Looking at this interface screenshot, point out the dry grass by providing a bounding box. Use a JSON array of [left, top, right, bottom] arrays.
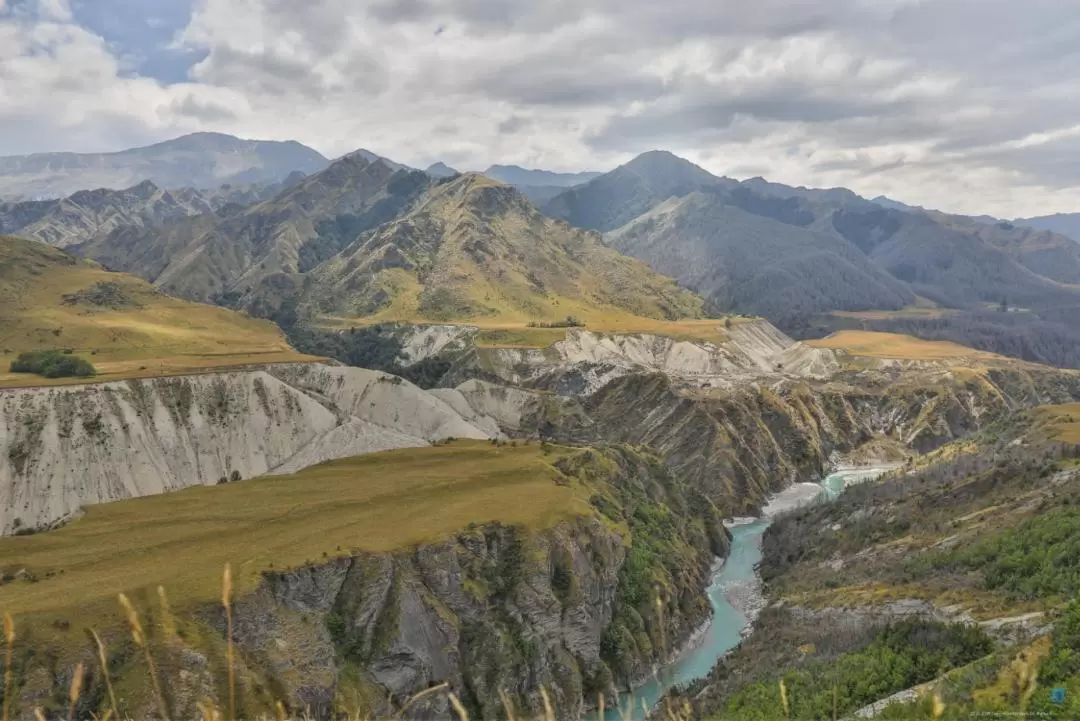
[[1028, 403, 1080, 444], [0, 441, 593, 644], [807, 330, 1003, 361], [971, 635, 1051, 708], [0, 236, 315, 388]]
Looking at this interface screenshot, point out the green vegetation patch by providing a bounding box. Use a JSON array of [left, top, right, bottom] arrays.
[[912, 507, 1080, 603], [711, 621, 993, 721], [9, 350, 96, 378]]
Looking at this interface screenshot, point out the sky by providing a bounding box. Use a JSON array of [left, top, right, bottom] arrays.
[[2, 0, 1080, 217]]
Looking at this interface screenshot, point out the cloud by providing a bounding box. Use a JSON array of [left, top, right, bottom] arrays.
[[2, 0, 1080, 216]]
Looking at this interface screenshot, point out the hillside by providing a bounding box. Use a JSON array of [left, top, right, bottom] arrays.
[[606, 190, 915, 328], [0, 236, 310, 387], [0, 132, 328, 198], [301, 172, 705, 324], [76, 154, 434, 305]]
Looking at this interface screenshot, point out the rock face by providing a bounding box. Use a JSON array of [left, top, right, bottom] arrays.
[[0, 365, 490, 534], [223, 516, 626, 720], [430, 320, 840, 393]]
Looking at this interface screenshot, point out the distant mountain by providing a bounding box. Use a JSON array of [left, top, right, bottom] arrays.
[[0, 132, 329, 198], [425, 162, 459, 178], [302, 173, 704, 324], [344, 149, 409, 172], [1016, 213, 1080, 243], [871, 195, 1001, 224], [547, 151, 1080, 337], [926, 213, 1080, 286], [870, 195, 924, 213], [482, 165, 602, 188], [0, 179, 293, 249], [543, 150, 734, 232], [607, 190, 915, 328], [75, 154, 435, 306]]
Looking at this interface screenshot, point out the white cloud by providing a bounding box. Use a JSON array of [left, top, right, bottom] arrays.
[[1, 0, 1080, 216]]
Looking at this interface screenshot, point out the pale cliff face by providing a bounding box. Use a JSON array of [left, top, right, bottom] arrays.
[[0, 365, 490, 534]]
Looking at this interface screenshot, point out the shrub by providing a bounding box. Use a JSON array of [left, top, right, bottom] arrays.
[[10, 350, 96, 378]]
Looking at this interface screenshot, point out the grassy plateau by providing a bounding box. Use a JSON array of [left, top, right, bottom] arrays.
[[0, 441, 593, 643]]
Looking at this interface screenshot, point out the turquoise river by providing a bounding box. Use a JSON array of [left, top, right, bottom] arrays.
[[598, 466, 891, 720]]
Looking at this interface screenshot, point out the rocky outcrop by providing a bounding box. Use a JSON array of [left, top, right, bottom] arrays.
[[429, 364, 1080, 516], [437, 321, 840, 393], [0, 365, 490, 534]]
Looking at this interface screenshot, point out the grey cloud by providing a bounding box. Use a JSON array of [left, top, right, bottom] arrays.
[[190, 43, 385, 100], [167, 93, 238, 123], [586, 80, 919, 152], [477, 62, 666, 107], [497, 115, 529, 134], [10, 0, 1080, 214]]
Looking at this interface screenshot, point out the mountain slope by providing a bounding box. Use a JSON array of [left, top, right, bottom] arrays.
[[303, 173, 705, 323], [0, 179, 293, 249], [76, 155, 435, 305], [830, 206, 1080, 309], [545, 151, 1080, 339], [931, 214, 1080, 286], [0, 132, 328, 198], [543, 150, 733, 231], [0, 236, 309, 386], [607, 191, 915, 327]]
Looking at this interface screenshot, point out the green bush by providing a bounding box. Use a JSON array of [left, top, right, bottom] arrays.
[[10, 350, 96, 378], [917, 507, 1080, 601], [715, 621, 993, 721]]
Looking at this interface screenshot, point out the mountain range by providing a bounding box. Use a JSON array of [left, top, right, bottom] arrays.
[[0, 132, 328, 199], [543, 152, 1080, 326], [6, 131, 1080, 366]]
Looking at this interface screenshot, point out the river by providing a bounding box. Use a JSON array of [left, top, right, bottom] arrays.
[[595, 467, 891, 720]]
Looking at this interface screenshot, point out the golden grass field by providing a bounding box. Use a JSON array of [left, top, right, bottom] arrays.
[[0, 442, 592, 641], [0, 237, 316, 388], [807, 330, 1003, 361]]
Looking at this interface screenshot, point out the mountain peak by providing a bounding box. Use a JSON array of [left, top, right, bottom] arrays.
[[543, 150, 726, 231], [128, 179, 161, 198], [621, 150, 712, 176], [425, 161, 459, 178]]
